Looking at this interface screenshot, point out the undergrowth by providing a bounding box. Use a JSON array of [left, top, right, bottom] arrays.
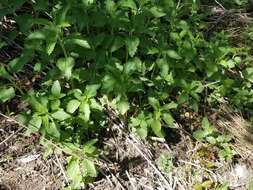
[[0, 0, 253, 189]]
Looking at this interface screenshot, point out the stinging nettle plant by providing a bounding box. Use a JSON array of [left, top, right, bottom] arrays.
[[1, 0, 253, 188]]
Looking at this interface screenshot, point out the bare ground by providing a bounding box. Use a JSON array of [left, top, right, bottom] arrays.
[[0, 111, 252, 190]]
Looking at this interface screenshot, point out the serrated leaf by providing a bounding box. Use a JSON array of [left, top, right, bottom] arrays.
[[56, 57, 75, 80], [67, 99, 80, 113], [0, 87, 15, 103], [166, 50, 182, 60], [67, 157, 82, 189], [125, 37, 140, 57], [117, 100, 129, 115], [82, 159, 97, 177], [65, 38, 91, 49], [124, 57, 142, 74], [51, 80, 61, 98], [51, 109, 71, 121]]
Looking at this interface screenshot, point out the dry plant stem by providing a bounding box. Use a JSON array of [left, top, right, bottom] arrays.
[[0, 124, 24, 146], [125, 171, 137, 190], [55, 153, 69, 186], [178, 160, 219, 183], [112, 174, 126, 190], [127, 133, 173, 189], [214, 0, 225, 10]]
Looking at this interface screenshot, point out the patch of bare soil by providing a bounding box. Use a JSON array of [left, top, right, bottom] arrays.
[[0, 111, 253, 190], [90, 112, 253, 190], [0, 116, 64, 190]]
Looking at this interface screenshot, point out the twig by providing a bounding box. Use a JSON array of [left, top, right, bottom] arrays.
[[214, 0, 225, 10], [178, 160, 219, 183], [125, 171, 137, 190], [55, 152, 69, 186], [0, 125, 24, 146], [127, 133, 174, 190], [111, 174, 126, 190]]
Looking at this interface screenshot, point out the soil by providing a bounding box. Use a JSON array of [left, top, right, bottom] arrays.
[[1, 111, 253, 190], [0, 116, 64, 190]]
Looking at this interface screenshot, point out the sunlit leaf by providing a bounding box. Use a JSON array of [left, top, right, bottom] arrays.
[[67, 99, 81, 113]]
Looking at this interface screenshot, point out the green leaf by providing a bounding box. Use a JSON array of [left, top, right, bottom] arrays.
[[56, 57, 75, 80], [111, 36, 124, 52], [83, 139, 98, 155], [0, 64, 12, 80], [67, 99, 81, 114], [27, 30, 46, 40], [51, 109, 71, 121], [50, 100, 61, 111], [27, 95, 47, 113], [166, 50, 182, 60], [202, 117, 210, 129], [206, 136, 216, 145], [248, 181, 253, 190], [46, 121, 60, 139], [79, 102, 90, 122], [65, 38, 91, 49], [0, 87, 15, 103], [148, 97, 160, 110], [82, 159, 97, 177], [243, 67, 253, 83], [51, 80, 61, 98], [46, 40, 57, 55], [117, 100, 129, 115], [150, 119, 164, 138], [67, 157, 82, 189], [149, 6, 166, 18], [118, 0, 137, 11], [86, 84, 100, 98], [125, 37, 140, 57], [193, 130, 208, 140], [136, 126, 148, 139], [9, 54, 31, 73], [106, 0, 117, 15], [163, 113, 177, 128], [28, 115, 42, 131], [162, 102, 178, 110]]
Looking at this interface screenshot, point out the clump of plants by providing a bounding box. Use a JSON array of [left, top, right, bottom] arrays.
[[1, 0, 253, 188]]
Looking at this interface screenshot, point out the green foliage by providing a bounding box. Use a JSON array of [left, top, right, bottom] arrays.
[[157, 152, 173, 174], [193, 117, 235, 161], [1, 0, 253, 188]]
